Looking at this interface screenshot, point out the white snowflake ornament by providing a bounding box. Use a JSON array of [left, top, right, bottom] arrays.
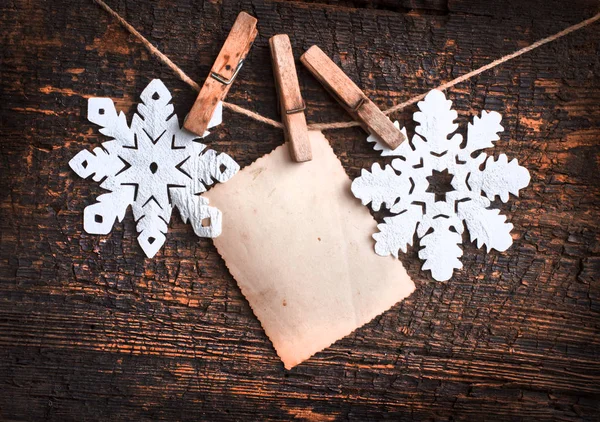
[[69, 79, 239, 258], [351, 90, 530, 281]]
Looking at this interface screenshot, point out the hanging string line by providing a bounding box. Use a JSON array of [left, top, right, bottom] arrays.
[[93, 0, 599, 131]]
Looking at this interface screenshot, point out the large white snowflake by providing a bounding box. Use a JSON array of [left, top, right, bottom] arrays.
[[69, 79, 239, 258], [351, 90, 530, 281]]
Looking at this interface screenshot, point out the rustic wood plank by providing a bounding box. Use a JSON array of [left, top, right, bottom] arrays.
[[1, 0, 599, 420]]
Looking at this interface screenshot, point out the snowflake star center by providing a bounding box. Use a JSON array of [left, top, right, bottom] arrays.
[[149, 162, 158, 174], [426, 169, 455, 202]]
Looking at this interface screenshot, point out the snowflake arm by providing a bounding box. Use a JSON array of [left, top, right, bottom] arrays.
[[351, 163, 412, 212], [481, 154, 531, 202], [189, 148, 240, 188], [418, 221, 463, 282], [373, 205, 422, 256], [463, 110, 503, 156], [69, 146, 125, 184], [457, 198, 514, 252], [366, 121, 411, 157], [83, 185, 135, 235], [87, 97, 135, 148], [414, 90, 462, 155], [466, 153, 531, 203], [132, 199, 172, 258]]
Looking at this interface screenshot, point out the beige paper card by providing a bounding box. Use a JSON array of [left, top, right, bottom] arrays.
[[203, 131, 415, 368]]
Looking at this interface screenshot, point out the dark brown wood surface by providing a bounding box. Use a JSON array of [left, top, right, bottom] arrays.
[[1, 0, 599, 420]]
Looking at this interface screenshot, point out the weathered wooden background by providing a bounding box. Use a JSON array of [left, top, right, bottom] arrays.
[[1, 0, 599, 420]]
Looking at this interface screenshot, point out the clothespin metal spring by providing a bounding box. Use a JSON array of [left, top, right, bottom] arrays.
[[210, 59, 245, 86]]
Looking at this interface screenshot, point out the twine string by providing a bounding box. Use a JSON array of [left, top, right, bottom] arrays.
[[93, 0, 599, 131]]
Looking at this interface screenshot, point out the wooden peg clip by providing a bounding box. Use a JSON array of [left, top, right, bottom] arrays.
[[300, 45, 405, 150], [269, 34, 311, 162], [184, 12, 258, 136]]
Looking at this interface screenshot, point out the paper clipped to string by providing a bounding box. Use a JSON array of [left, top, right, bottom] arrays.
[[204, 131, 415, 369]]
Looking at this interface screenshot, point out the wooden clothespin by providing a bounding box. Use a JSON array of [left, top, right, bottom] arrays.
[[300, 45, 405, 150], [269, 34, 311, 162], [184, 12, 258, 136]]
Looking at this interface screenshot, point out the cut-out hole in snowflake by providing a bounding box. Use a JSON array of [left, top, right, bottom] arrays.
[[351, 90, 530, 281], [426, 169, 455, 202], [69, 79, 238, 258]]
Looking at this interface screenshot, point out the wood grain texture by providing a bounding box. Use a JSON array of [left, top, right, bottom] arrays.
[[1, 0, 599, 420]]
